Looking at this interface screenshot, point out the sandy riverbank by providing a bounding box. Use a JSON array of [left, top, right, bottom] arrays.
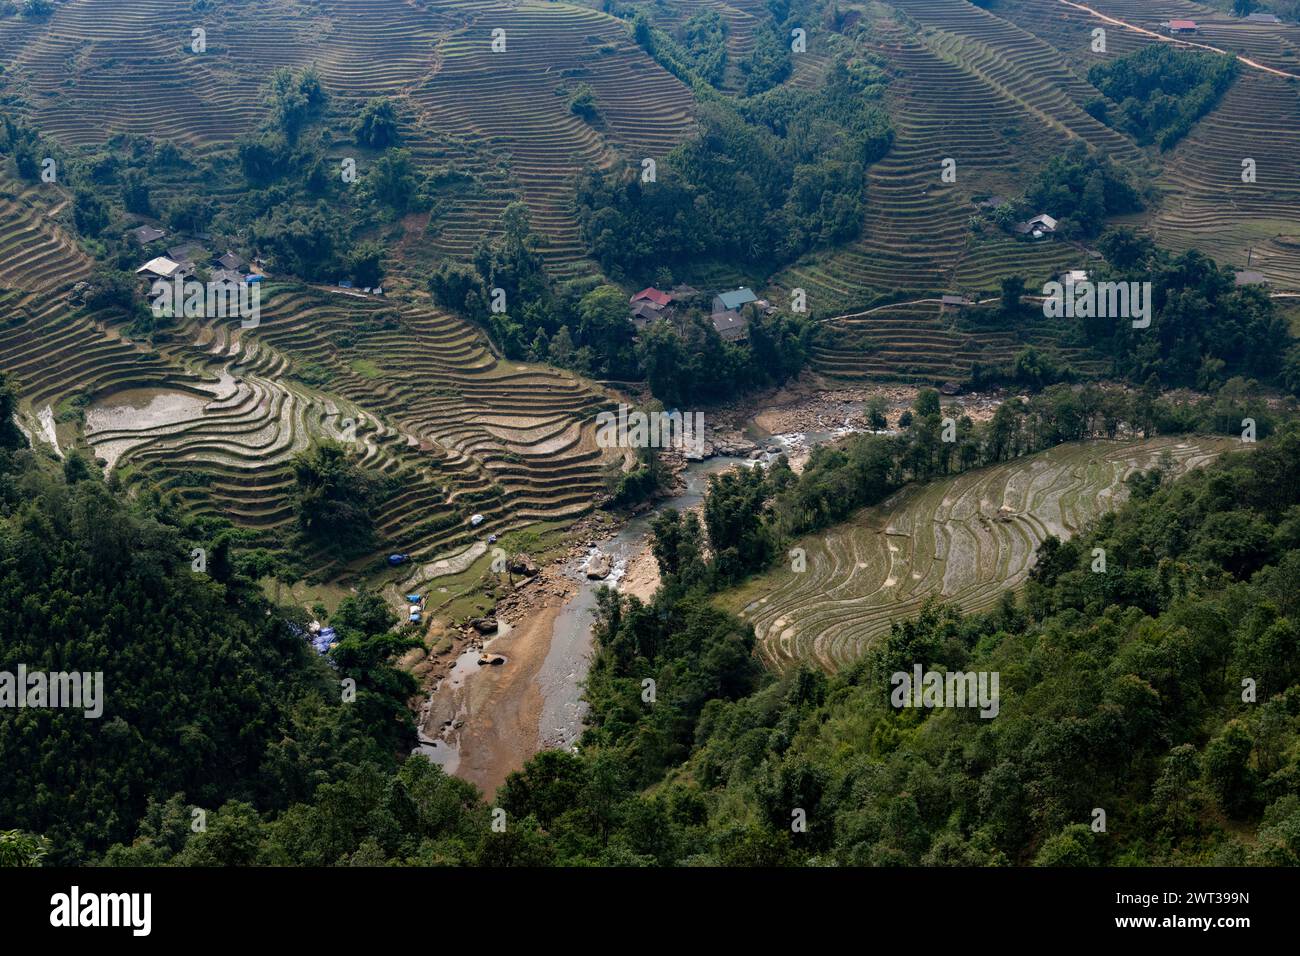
[[618, 541, 661, 603], [418, 566, 576, 798]]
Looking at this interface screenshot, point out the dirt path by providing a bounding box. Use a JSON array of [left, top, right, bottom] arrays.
[[818, 297, 999, 325]]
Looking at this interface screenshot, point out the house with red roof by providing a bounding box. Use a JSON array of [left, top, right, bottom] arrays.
[[630, 287, 673, 308], [628, 287, 678, 333], [1167, 19, 1198, 34]]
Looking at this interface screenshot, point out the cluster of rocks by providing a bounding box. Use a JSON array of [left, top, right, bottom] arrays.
[[493, 555, 577, 621], [709, 431, 763, 458]]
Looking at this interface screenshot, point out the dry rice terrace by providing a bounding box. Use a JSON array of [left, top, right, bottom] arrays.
[[785, 0, 1300, 380], [720, 435, 1238, 673], [0, 0, 695, 278], [999, 0, 1300, 291]]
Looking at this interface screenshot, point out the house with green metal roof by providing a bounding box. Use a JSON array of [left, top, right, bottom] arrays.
[[712, 287, 757, 313]]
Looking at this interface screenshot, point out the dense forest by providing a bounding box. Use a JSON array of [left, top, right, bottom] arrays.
[[967, 235, 1300, 399], [575, 58, 892, 280], [1087, 47, 1239, 150], [606, 435, 1300, 865], [0, 381, 415, 864]]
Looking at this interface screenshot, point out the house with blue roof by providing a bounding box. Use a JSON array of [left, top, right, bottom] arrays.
[[712, 287, 757, 313]]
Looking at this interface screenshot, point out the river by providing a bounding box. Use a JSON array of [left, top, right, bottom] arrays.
[[411, 426, 852, 790], [534, 454, 752, 752]]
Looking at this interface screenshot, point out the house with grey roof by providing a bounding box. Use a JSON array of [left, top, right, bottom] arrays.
[[167, 241, 207, 265], [710, 309, 750, 342], [1015, 213, 1058, 239], [131, 225, 166, 245], [214, 251, 244, 272], [629, 300, 665, 331]]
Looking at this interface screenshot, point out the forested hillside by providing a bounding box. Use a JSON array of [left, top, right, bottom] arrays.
[[28, 403, 1293, 867], [0, 381, 416, 863]]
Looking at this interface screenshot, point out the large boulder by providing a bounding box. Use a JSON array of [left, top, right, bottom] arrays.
[[508, 553, 538, 577], [586, 552, 612, 580]]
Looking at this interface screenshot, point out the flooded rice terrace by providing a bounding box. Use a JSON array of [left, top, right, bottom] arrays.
[[86, 388, 212, 430], [85, 382, 233, 470]]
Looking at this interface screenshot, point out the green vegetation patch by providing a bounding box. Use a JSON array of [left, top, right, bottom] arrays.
[[1087, 46, 1239, 150]]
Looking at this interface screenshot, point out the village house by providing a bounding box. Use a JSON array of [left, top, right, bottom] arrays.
[[712, 286, 757, 314], [1016, 213, 1058, 239], [167, 241, 206, 262], [135, 256, 189, 281], [1234, 270, 1268, 287], [213, 250, 244, 272], [941, 294, 973, 311], [130, 224, 166, 245], [629, 300, 663, 331], [626, 283, 760, 340], [628, 286, 675, 332], [631, 286, 673, 309], [1167, 19, 1198, 34], [710, 308, 750, 342], [1245, 12, 1282, 24]]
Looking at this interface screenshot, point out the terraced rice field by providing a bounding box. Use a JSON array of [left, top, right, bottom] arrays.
[[0, 1, 690, 579], [1047, 0, 1300, 76], [407, 0, 694, 275], [0, 167, 611, 580], [70, 284, 613, 579], [1151, 70, 1300, 288], [810, 299, 1109, 383], [0, 0, 695, 277], [723, 436, 1236, 672], [0, 180, 172, 435], [1006, 0, 1300, 290], [794, 0, 1300, 372], [778, 0, 1137, 315]]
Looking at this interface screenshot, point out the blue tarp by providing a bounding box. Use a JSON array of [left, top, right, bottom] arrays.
[[388, 554, 408, 566], [405, 594, 422, 604]]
